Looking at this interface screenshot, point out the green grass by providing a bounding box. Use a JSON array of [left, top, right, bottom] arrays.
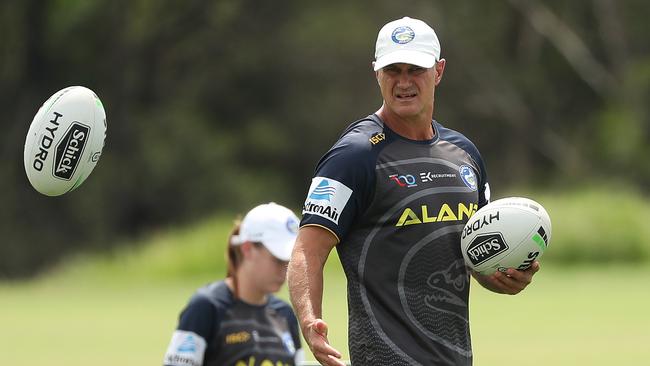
[[2, 186, 650, 365], [2, 264, 649, 365], [470, 264, 650, 364]]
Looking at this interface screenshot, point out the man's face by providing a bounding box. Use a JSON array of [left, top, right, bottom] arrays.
[[375, 61, 444, 120]]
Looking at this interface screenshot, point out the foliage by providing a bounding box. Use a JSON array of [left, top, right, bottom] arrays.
[[25, 185, 649, 291], [528, 185, 650, 264], [1, 0, 649, 277]]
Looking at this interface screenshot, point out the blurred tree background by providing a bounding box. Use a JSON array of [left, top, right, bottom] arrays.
[[1, 0, 648, 278]]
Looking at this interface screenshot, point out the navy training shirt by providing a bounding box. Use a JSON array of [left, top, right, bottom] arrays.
[[163, 281, 301, 366], [301, 114, 489, 365]]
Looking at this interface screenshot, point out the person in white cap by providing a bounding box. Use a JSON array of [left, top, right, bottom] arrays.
[[163, 203, 305, 366], [288, 17, 540, 366]]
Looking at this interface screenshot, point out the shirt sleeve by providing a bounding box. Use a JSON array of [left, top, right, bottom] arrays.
[[163, 296, 215, 366], [475, 150, 490, 208], [301, 132, 376, 242]]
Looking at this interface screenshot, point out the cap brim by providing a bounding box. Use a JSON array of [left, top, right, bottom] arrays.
[[374, 50, 437, 71], [264, 238, 295, 262]]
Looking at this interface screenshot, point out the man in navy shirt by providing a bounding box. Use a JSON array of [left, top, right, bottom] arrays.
[[288, 17, 540, 366]]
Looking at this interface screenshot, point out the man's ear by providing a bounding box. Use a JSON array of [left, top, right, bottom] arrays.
[[373, 62, 381, 84], [434, 58, 446, 85]]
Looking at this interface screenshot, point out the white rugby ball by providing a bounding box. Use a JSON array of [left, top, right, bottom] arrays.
[[24, 86, 107, 196], [460, 197, 552, 275]]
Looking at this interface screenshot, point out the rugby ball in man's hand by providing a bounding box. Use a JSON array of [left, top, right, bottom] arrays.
[[24, 86, 107, 196], [460, 197, 552, 275]]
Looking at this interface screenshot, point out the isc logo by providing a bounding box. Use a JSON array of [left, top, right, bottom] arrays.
[[369, 132, 385, 145], [466, 233, 509, 266], [54, 122, 90, 180]]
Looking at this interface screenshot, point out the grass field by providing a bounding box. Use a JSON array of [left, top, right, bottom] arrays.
[[3, 186, 650, 365], [2, 263, 649, 365]]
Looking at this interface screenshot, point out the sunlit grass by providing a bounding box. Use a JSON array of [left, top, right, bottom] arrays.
[[2, 186, 650, 365]]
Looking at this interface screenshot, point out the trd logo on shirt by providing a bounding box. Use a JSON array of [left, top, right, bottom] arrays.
[[225, 331, 251, 344], [466, 233, 508, 266], [389, 174, 417, 188], [395, 202, 478, 227]]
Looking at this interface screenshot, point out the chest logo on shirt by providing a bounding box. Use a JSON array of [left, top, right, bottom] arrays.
[[303, 177, 353, 225], [396, 202, 478, 227], [225, 331, 251, 344], [459, 165, 478, 191], [389, 174, 417, 188], [389, 171, 461, 187]]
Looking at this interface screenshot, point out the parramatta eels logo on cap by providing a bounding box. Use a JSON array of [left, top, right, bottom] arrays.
[[286, 215, 299, 234], [308, 179, 336, 201], [459, 165, 478, 191], [391, 26, 415, 44]]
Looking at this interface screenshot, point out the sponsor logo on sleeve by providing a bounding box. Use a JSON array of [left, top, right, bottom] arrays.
[[163, 330, 206, 366], [303, 177, 352, 225]]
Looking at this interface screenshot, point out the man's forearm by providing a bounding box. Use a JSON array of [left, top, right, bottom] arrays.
[[288, 244, 326, 332]]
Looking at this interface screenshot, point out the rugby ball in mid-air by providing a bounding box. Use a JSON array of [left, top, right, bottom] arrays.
[[460, 197, 551, 275], [24, 86, 107, 196]]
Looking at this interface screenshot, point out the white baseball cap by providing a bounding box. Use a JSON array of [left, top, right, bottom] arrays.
[[374, 16, 441, 71], [231, 202, 299, 261]]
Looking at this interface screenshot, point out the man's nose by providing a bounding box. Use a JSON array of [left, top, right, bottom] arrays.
[[396, 72, 412, 87]]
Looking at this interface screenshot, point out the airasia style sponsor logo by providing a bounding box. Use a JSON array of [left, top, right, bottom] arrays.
[[54, 122, 90, 180]]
